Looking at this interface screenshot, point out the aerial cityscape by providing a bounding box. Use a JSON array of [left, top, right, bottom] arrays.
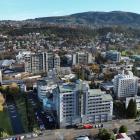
[[1, 0, 140, 140]]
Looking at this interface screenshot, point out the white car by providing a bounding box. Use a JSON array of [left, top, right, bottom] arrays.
[[32, 133, 38, 137], [75, 136, 89, 140], [20, 135, 25, 139], [26, 134, 32, 138]]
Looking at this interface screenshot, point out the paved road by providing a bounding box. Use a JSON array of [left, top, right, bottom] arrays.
[[4, 119, 140, 140], [7, 103, 24, 134], [104, 119, 140, 132], [29, 119, 140, 140], [27, 129, 98, 140]]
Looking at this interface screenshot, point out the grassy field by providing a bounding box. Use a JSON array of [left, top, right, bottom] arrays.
[[0, 108, 13, 135]]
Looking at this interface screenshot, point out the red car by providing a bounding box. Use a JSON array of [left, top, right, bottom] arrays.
[[83, 124, 93, 129]]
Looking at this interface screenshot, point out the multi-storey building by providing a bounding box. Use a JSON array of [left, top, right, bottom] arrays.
[[72, 52, 93, 65], [25, 52, 60, 74], [48, 52, 54, 70], [53, 80, 113, 128], [37, 79, 57, 102], [16, 51, 32, 63], [25, 52, 48, 74], [53, 54, 60, 69], [106, 50, 121, 62], [113, 71, 138, 99], [86, 89, 113, 122]]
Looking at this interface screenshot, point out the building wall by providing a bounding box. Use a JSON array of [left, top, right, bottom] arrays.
[[72, 52, 93, 65], [37, 80, 57, 102], [25, 52, 60, 74], [106, 51, 121, 62], [86, 93, 113, 122], [54, 84, 113, 128], [113, 71, 138, 98]]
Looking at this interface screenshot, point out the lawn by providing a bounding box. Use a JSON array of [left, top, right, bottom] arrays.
[[0, 109, 13, 136]]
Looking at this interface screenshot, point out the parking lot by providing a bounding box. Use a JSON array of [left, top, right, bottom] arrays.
[[35, 110, 56, 130], [7, 102, 24, 134], [27, 92, 57, 130]]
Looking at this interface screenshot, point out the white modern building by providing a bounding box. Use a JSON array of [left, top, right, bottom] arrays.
[[106, 50, 121, 62], [53, 80, 113, 128], [16, 51, 33, 63], [72, 52, 93, 65], [37, 79, 57, 102], [126, 95, 140, 110], [113, 71, 138, 99]]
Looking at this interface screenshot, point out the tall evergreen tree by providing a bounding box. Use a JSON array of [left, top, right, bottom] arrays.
[[126, 99, 137, 118]]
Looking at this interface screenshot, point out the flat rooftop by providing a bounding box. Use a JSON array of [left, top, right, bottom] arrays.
[[89, 89, 113, 101], [59, 83, 76, 93]]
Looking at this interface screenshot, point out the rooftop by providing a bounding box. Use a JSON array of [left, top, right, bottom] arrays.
[[59, 83, 76, 93], [115, 133, 131, 140], [89, 89, 113, 101]]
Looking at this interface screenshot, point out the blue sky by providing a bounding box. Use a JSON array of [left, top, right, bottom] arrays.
[[0, 0, 140, 20]]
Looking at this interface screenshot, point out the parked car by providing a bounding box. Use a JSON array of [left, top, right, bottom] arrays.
[[32, 133, 38, 137], [94, 123, 103, 128], [83, 124, 93, 129], [75, 136, 89, 140], [76, 124, 83, 129], [26, 134, 32, 139], [66, 124, 76, 129], [20, 135, 25, 140]]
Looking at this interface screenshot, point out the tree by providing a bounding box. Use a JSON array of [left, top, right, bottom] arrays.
[[119, 125, 128, 133], [9, 83, 19, 95], [113, 101, 126, 118], [98, 128, 116, 140], [90, 64, 100, 73], [126, 99, 137, 118], [24, 93, 35, 132], [0, 128, 4, 138], [0, 94, 5, 111], [0, 128, 9, 138], [95, 53, 107, 64], [89, 81, 96, 89], [113, 128, 119, 134], [72, 66, 84, 80]]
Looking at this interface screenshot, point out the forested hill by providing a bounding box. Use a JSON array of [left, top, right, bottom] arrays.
[[30, 11, 140, 28]]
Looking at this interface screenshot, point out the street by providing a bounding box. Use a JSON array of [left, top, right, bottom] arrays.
[[29, 119, 140, 140]]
